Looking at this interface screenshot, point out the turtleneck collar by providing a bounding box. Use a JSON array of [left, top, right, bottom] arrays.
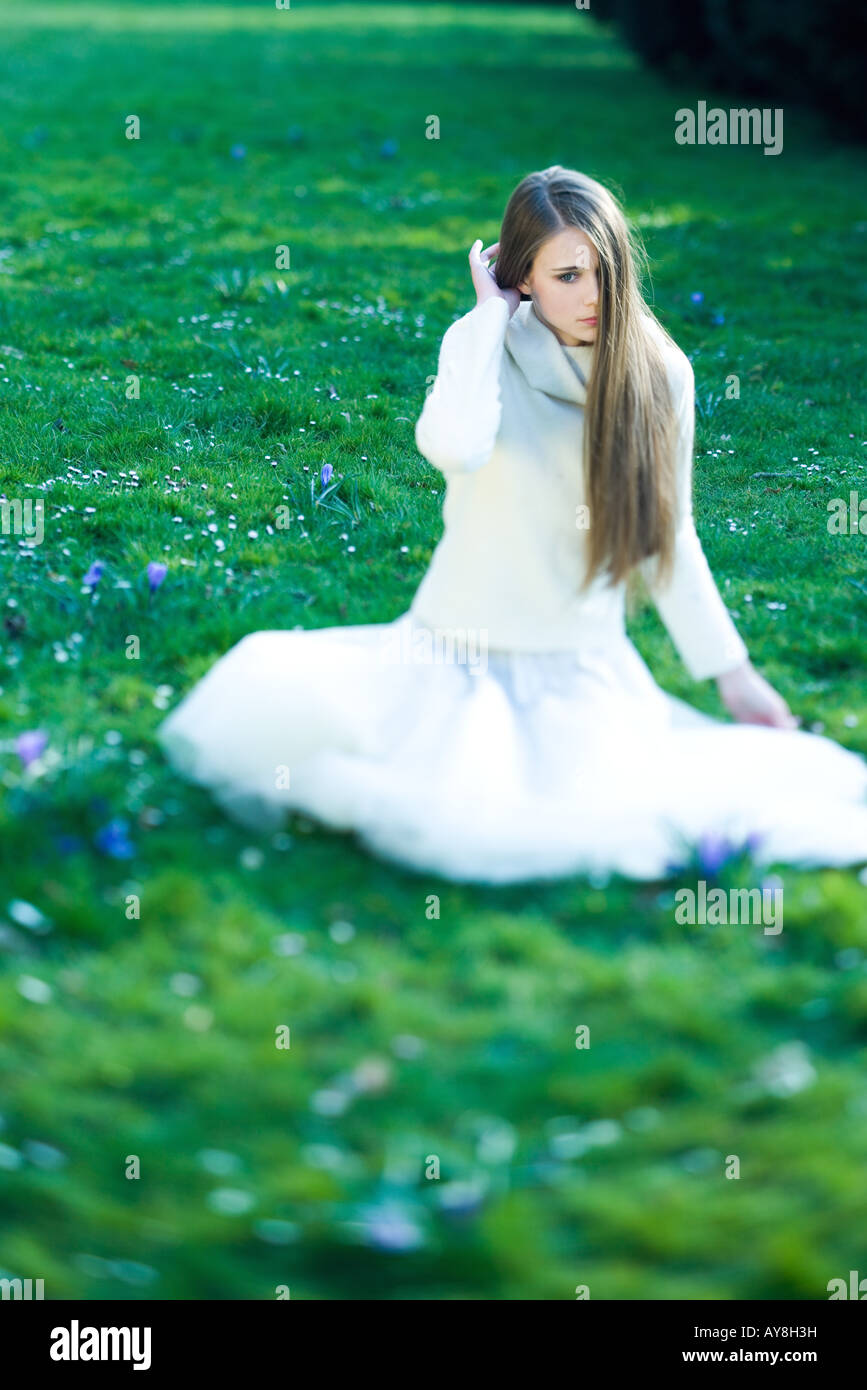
[[505, 299, 595, 405]]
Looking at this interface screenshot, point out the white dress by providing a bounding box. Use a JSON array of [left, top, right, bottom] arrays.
[[157, 299, 867, 882]]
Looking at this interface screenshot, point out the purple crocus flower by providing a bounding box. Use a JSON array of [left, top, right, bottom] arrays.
[[320, 463, 334, 488], [94, 818, 135, 859], [357, 1199, 424, 1251], [16, 729, 48, 767], [690, 291, 704, 304], [696, 833, 736, 877], [54, 834, 84, 856], [83, 561, 104, 587], [693, 831, 765, 876], [147, 561, 168, 593]]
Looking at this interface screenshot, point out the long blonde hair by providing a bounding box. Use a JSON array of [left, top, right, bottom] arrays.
[[494, 165, 680, 588]]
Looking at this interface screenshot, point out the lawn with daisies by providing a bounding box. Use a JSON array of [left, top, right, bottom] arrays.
[[1, 1, 866, 1301]]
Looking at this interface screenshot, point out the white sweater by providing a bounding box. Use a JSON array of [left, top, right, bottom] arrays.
[[410, 296, 749, 681]]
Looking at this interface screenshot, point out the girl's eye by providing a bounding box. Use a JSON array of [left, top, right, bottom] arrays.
[[558, 272, 578, 283]]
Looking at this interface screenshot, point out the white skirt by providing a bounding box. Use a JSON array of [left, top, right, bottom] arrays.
[[156, 612, 867, 883]]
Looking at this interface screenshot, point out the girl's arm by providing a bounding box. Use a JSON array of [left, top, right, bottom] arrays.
[[639, 353, 796, 728], [414, 241, 518, 475], [716, 657, 797, 727]]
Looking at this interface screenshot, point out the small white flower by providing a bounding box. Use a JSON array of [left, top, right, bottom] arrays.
[[311, 1088, 349, 1116], [169, 972, 201, 997], [206, 1188, 255, 1215], [754, 1041, 816, 1097], [17, 975, 52, 1003], [329, 920, 355, 943], [8, 900, 51, 932]]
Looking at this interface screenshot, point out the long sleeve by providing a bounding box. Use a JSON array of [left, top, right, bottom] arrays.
[[414, 295, 511, 475], [639, 353, 749, 681]]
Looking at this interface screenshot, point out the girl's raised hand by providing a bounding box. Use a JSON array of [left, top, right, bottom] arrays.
[[716, 660, 799, 730], [469, 239, 521, 316]]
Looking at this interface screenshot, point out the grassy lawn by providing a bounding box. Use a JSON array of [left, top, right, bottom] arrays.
[[1, 2, 866, 1300]]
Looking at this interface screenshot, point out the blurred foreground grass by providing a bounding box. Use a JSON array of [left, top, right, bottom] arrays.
[[0, 2, 866, 1299]]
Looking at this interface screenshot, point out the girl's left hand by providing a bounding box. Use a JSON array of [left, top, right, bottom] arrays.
[[716, 659, 799, 729]]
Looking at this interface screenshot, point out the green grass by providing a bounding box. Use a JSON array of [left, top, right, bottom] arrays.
[[1, 2, 866, 1301]]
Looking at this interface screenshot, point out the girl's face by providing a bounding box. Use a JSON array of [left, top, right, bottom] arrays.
[[518, 227, 600, 347]]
